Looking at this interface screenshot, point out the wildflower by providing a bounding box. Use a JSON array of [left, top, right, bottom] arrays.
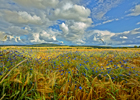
[[98, 74, 101, 77], [100, 72, 103, 74], [125, 67, 129, 69], [111, 77, 115, 80], [61, 73, 63, 75], [80, 64, 82, 66], [79, 86, 82, 90], [85, 67, 88, 70], [75, 85, 77, 89], [119, 74, 123, 76], [0, 73, 2, 75], [62, 64, 64, 66], [68, 71, 70, 74], [30, 68, 33, 70]]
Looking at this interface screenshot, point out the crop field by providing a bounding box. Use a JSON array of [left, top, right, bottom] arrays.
[[0, 46, 140, 100]]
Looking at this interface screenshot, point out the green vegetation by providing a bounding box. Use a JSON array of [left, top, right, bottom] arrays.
[[0, 43, 139, 49]]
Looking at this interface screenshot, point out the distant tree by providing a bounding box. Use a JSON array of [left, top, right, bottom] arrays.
[[123, 47, 128, 49], [139, 46, 140, 48], [134, 45, 137, 48]]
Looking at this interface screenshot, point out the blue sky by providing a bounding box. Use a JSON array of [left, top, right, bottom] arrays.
[[0, 0, 140, 46]]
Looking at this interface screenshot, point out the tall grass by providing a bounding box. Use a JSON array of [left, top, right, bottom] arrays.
[[0, 47, 140, 100]]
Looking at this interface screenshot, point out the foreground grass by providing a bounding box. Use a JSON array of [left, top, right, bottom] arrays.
[[0, 47, 140, 100]]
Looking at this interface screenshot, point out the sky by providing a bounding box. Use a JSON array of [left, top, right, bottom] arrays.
[[0, 0, 140, 47]]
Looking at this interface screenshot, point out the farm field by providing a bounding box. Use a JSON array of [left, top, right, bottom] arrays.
[[0, 47, 140, 100]]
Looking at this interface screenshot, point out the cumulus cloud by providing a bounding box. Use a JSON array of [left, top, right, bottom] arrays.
[[59, 21, 89, 43], [83, 30, 115, 45], [60, 23, 69, 35], [13, 0, 59, 9], [83, 27, 140, 46], [2, 10, 42, 25], [0, 34, 25, 44], [8, 26, 29, 36], [0, 31, 6, 41], [0, 0, 93, 45], [29, 33, 43, 43], [50, 3, 92, 24], [39, 30, 58, 42], [128, 4, 140, 16], [28, 29, 61, 44], [111, 27, 140, 45]]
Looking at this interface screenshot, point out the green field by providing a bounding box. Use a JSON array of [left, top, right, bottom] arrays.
[[0, 47, 140, 100]]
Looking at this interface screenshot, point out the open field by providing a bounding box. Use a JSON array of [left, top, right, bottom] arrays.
[[0, 47, 140, 100]]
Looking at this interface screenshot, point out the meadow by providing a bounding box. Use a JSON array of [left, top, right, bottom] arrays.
[[0, 46, 140, 100]]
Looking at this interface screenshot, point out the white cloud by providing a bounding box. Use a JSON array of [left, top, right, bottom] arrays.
[[120, 36, 128, 39], [13, 0, 59, 9], [30, 33, 43, 43], [0, 35, 25, 44], [83, 27, 140, 45], [60, 23, 69, 35], [3, 10, 42, 25], [128, 4, 140, 16], [0, 31, 6, 41], [8, 26, 29, 36], [103, 19, 114, 24], [50, 4, 92, 24], [0, 0, 93, 45], [39, 30, 58, 42], [136, 36, 140, 38], [84, 30, 115, 45], [102, 18, 119, 24], [95, 23, 102, 26], [28, 28, 61, 44], [137, 22, 140, 25], [91, 0, 121, 19], [111, 27, 140, 45], [59, 21, 89, 43], [131, 27, 140, 34], [14, 36, 23, 43]]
